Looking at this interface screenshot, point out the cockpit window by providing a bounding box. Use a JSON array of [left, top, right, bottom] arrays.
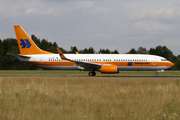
[[161, 59, 167, 61]]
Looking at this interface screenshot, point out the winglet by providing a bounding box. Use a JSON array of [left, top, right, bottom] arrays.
[[76, 51, 79, 54], [56, 48, 68, 60]]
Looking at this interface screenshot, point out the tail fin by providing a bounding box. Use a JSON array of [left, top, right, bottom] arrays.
[[14, 25, 53, 55]]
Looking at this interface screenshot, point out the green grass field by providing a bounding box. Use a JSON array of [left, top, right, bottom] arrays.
[[0, 70, 180, 76], [0, 70, 180, 120]]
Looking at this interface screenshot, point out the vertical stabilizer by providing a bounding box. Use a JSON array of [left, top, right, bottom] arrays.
[[14, 25, 53, 55]]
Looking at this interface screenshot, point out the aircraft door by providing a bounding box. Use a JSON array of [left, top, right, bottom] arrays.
[[40, 57, 44, 65], [152, 58, 157, 65]]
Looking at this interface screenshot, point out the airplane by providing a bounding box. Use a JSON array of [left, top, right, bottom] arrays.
[[8, 25, 174, 77]]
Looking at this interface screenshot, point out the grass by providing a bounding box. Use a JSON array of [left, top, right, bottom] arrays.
[[0, 71, 180, 119], [1, 70, 180, 76]]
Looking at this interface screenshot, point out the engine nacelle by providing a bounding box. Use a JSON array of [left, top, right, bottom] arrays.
[[100, 65, 119, 74]]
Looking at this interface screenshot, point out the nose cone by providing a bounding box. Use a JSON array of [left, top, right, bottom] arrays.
[[168, 62, 174, 67]]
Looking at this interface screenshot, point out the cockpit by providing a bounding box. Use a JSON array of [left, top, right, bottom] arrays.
[[161, 59, 168, 61]]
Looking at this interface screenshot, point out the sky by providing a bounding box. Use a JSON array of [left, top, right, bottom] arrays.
[[1, 0, 180, 55]]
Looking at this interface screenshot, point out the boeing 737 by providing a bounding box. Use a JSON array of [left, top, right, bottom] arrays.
[[8, 25, 174, 76]]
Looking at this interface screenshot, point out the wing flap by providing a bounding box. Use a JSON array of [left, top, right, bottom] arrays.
[[74, 61, 102, 69]]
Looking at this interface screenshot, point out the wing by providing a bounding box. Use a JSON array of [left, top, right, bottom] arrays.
[[56, 48, 102, 70]]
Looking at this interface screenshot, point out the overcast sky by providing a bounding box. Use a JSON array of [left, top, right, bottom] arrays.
[[1, 0, 180, 55]]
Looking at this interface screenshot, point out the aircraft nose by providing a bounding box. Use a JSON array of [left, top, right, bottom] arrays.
[[168, 62, 174, 67]]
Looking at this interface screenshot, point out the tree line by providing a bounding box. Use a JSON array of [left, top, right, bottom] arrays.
[[0, 34, 180, 70]]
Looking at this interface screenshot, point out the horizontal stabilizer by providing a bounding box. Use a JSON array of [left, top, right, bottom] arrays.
[[7, 53, 31, 59]]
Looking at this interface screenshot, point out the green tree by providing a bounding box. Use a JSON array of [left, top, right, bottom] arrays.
[[137, 46, 148, 54], [99, 48, 111, 54], [69, 46, 78, 53], [31, 34, 41, 47], [2, 38, 33, 70], [110, 49, 119, 54], [127, 48, 137, 54], [59, 47, 68, 53], [53, 42, 58, 48], [83, 48, 88, 53], [174, 55, 180, 70], [40, 39, 49, 51], [0, 39, 3, 69], [88, 47, 95, 53], [31, 35, 59, 53]]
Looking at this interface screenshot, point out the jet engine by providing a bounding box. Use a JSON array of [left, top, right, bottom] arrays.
[[100, 65, 119, 74]]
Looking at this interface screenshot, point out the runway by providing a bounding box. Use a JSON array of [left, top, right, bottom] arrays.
[[99, 76, 180, 78], [1, 75, 180, 79]]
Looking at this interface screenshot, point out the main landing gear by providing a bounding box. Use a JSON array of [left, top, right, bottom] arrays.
[[89, 72, 96, 76]]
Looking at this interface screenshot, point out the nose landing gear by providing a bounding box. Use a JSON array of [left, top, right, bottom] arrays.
[[155, 73, 159, 77]]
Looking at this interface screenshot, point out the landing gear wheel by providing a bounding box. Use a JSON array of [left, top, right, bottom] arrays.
[[89, 72, 96, 76], [93, 72, 96, 76], [89, 72, 93, 76], [155, 73, 159, 77]]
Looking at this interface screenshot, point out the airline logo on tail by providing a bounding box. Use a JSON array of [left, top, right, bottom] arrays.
[[20, 39, 31, 48]]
